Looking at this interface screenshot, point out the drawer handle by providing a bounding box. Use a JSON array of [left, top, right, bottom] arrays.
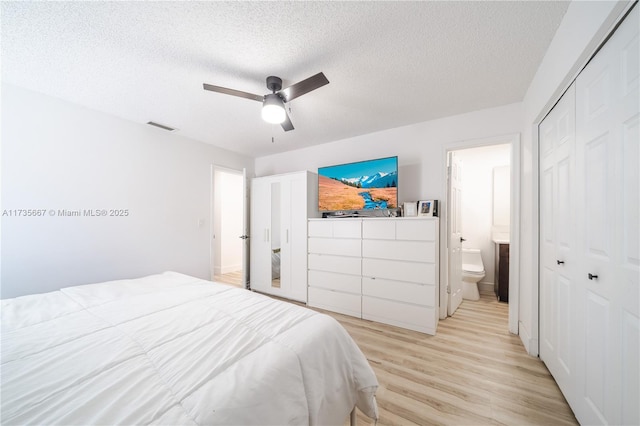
[[557, 260, 565, 265], [588, 273, 598, 280]]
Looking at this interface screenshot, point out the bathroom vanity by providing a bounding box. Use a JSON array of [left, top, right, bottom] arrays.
[[494, 240, 509, 302]]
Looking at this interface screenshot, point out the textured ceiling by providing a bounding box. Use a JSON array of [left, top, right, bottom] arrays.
[[1, 1, 569, 158]]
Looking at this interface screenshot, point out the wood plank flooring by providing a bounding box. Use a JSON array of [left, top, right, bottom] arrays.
[[214, 273, 577, 425]]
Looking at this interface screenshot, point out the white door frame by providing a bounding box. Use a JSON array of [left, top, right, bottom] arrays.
[[441, 133, 520, 334]]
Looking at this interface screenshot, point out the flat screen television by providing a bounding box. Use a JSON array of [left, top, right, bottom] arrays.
[[318, 156, 398, 212]]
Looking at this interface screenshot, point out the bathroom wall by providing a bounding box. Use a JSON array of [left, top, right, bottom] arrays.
[[455, 144, 511, 293], [213, 169, 244, 275]]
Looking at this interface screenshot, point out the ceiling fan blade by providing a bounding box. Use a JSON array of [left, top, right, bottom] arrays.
[[279, 72, 329, 102], [281, 109, 294, 132], [203, 83, 264, 102]]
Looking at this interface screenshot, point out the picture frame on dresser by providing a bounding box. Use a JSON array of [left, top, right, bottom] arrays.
[[418, 200, 434, 217], [403, 202, 417, 217]]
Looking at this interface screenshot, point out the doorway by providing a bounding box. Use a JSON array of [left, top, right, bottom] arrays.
[[442, 134, 520, 334], [212, 167, 247, 287]]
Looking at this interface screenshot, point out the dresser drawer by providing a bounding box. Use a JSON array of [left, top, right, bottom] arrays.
[[362, 220, 395, 239], [308, 220, 333, 237], [362, 258, 435, 284], [308, 237, 361, 257], [308, 287, 361, 318], [362, 239, 435, 263], [362, 296, 437, 334], [308, 219, 361, 238], [332, 220, 362, 238], [396, 219, 437, 241], [362, 277, 435, 307], [308, 254, 361, 275], [309, 270, 361, 294]]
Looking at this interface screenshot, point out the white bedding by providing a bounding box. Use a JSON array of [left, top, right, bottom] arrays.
[[1, 272, 378, 425]]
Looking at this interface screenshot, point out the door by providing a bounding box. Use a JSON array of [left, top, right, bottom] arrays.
[[573, 5, 638, 424], [241, 168, 249, 289], [539, 82, 576, 400], [539, 5, 639, 425], [249, 177, 272, 293], [447, 151, 463, 315]]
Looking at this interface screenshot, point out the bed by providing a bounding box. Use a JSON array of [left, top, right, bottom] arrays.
[[0, 272, 378, 425]]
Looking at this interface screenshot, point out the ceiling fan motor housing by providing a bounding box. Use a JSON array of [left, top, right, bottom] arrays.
[[266, 76, 282, 93]]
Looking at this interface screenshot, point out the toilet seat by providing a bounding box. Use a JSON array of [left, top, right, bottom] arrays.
[[463, 263, 484, 274]]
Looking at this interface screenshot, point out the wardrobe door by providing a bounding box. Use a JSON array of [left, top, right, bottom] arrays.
[[574, 5, 638, 425], [250, 177, 272, 293], [539, 82, 576, 401]]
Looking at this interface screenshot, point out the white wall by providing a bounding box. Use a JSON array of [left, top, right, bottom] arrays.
[[1, 84, 254, 298], [518, 0, 631, 355], [455, 144, 511, 292], [255, 103, 523, 203]]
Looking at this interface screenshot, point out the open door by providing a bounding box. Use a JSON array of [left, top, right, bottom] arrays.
[[447, 151, 463, 315], [241, 168, 249, 289]]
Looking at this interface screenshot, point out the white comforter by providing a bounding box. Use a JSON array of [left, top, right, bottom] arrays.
[[1, 272, 378, 425]]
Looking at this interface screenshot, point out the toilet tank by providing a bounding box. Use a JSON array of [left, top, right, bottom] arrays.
[[462, 248, 484, 269]]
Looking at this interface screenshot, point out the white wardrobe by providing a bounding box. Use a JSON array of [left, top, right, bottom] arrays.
[[250, 171, 318, 302], [539, 5, 638, 425]]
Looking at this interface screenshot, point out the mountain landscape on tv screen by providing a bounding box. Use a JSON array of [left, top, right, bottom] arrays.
[[341, 171, 397, 189], [318, 171, 397, 211]]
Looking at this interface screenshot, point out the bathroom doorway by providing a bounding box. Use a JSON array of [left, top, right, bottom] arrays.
[[442, 134, 519, 334]]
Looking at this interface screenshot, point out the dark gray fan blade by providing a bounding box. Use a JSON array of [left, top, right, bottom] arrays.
[[281, 109, 294, 132], [203, 83, 264, 102], [279, 72, 329, 102]]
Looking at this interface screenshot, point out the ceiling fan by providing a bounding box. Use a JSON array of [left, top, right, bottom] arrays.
[[203, 72, 329, 132]]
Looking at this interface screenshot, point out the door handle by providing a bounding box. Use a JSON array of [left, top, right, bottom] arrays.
[[460, 237, 466, 243], [588, 273, 598, 280], [239, 235, 249, 240], [557, 260, 565, 265]]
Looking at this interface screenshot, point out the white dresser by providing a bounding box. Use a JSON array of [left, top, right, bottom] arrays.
[[308, 217, 439, 334]]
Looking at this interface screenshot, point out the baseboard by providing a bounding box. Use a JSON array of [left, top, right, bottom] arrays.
[[478, 282, 494, 294], [519, 321, 539, 357], [221, 264, 242, 274]]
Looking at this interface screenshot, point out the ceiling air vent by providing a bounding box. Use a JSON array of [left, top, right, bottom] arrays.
[[147, 121, 177, 132]]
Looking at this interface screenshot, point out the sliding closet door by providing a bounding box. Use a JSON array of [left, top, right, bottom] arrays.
[[539, 82, 576, 401], [574, 5, 639, 424]]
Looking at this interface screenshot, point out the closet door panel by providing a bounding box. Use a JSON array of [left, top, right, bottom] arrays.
[[539, 82, 576, 400], [574, 6, 639, 424], [289, 175, 310, 302], [619, 16, 640, 426]]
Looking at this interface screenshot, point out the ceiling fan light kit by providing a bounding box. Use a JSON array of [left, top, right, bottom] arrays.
[[203, 72, 329, 132], [261, 93, 286, 124]]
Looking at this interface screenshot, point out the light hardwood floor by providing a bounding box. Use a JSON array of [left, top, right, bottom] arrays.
[[214, 273, 577, 425]]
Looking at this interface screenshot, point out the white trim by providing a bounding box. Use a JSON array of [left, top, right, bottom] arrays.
[[509, 134, 521, 334], [442, 133, 521, 332]]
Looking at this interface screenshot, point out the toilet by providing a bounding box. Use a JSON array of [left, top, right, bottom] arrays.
[[462, 248, 485, 301]]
